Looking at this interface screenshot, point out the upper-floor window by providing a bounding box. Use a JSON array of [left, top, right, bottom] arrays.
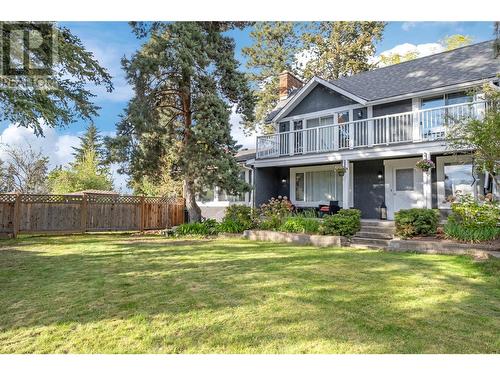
[[421, 91, 473, 110]]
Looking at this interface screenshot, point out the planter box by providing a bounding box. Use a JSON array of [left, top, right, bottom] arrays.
[[243, 230, 348, 247]]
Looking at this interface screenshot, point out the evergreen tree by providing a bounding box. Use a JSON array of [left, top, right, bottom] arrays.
[[242, 22, 302, 130], [72, 124, 104, 164], [106, 22, 255, 222], [0, 22, 113, 136], [302, 22, 386, 80]]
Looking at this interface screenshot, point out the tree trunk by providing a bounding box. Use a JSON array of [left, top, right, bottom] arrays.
[[184, 179, 201, 222]]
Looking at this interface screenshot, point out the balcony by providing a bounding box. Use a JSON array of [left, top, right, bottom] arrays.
[[256, 101, 486, 159]]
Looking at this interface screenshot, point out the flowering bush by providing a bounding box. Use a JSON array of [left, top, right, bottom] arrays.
[[444, 193, 500, 242], [415, 159, 435, 171], [257, 196, 293, 230]]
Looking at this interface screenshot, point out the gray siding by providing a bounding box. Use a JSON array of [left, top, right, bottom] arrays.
[[254, 167, 290, 207], [287, 85, 357, 117], [373, 99, 412, 117]]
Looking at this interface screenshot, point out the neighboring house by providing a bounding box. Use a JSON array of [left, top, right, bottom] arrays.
[[253, 40, 499, 220], [198, 148, 255, 220]]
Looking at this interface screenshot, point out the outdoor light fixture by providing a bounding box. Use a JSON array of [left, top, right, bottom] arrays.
[[377, 171, 383, 180], [281, 178, 288, 184]]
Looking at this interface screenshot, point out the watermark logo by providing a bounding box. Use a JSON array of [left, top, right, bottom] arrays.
[[0, 22, 58, 90]]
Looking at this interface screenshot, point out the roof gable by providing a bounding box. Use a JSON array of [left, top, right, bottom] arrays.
[[269, 77, 366, 123], [286, 84, 357, 118]]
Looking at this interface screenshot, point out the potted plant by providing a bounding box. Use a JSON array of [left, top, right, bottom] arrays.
[[415, 159, 435, 172], [336, 166, 348, 177]]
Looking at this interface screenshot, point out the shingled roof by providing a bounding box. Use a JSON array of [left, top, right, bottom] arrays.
[[330, 40, 498, 102], [266, 40, 499, 123]]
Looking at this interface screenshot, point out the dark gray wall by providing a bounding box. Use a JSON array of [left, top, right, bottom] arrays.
[[254, 167, 290, 206], [353, 160, 385, 219], [287, 85, 357, 117], [373, 99, 412, 117]]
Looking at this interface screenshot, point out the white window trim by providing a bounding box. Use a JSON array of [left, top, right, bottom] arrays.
[[436, 154, 476, 209], [290, 164, 353, 207], [280, 103, 366, 124]]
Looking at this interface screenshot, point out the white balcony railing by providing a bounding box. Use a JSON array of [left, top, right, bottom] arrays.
[[256, 101, 487, 159]]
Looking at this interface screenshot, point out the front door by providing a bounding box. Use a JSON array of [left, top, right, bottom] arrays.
[[384, 158, 424, 220]]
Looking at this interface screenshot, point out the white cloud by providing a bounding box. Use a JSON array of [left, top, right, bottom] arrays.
[[0, 123, 131, 193], [0, 123, 79, 168]]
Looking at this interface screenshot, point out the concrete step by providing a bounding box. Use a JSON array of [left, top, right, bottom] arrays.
[[350, 237, 391, 249], [360, 220, 395, 228], [353, 231, 393, 240], [359, 226, 396, 235]]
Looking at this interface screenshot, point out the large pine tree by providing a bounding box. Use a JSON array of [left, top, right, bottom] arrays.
[[242, 22, 301, 131], [302, 22, 386, 80], [107, 22, 255, 222]]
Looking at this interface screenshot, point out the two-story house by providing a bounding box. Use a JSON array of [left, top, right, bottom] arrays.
[[253, 40, 499, 220]]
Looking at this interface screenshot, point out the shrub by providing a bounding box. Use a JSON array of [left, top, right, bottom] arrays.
[[444, 193, 500, 242], [175, 219, 219, 236], [218, 218, 246, 234], [279, 217, 320, 234], [395, 208, 439, 239], [257, 196, 293, 230], [319, 209, 361, 237], [223, 205, 255, 231]]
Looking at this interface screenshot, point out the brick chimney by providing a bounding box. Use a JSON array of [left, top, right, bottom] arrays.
[[279, 71, 303, 101]]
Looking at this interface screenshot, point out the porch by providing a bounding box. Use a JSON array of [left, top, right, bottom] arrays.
[[254, 154, 490, 220], [256, 101, 486, 159]]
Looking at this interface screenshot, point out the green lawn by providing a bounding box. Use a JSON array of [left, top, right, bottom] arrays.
[[0, 234, 499, 354]]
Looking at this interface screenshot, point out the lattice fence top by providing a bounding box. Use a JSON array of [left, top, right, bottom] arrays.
[[144, 196, 184, 205], [0, 193, 17, 203], [20, 194, 84, 204], [86, 194, 142, 204], [0, 193, 184, 205]]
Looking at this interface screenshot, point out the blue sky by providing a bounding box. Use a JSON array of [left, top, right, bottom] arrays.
[[0, 21, 496, 190]]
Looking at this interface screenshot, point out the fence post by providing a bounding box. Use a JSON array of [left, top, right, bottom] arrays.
[[12, 192, 21, 238], [81, 193, 87, 233], [140, 196, 145, 232]]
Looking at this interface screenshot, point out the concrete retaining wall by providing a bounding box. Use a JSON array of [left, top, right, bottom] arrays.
[[243, 230, 348, 247], [388, 239, 498, 259]]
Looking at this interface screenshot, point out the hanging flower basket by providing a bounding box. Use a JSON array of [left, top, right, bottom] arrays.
[[415, 159, 435, 172], [336, 166, 348, 176]]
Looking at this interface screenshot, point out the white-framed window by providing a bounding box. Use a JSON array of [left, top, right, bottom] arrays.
[[436, 155, 486, 209], [290, 164, 352, 207]]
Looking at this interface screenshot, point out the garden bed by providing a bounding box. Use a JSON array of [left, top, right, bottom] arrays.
[[243, 230, 348, 247]]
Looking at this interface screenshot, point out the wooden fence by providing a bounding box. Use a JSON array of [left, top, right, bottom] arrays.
[[0, 193, 185, 237]]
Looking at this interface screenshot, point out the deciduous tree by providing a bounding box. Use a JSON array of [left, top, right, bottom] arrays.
[[0, 143, 49, 193], [48, 149, 113, 194]]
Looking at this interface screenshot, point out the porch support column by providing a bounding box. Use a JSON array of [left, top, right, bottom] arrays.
[[422, 151, 432, 209], [342, 159, 350, 209]]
